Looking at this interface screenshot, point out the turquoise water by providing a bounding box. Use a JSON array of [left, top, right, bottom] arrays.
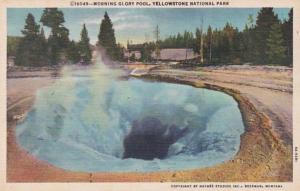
[[16, 59, 244, 172]]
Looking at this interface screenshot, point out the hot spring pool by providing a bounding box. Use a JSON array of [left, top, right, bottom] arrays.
[[16, 64, 245, 172]]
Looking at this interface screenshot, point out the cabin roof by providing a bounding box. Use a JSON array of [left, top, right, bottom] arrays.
[[152, 48, 197, 61]]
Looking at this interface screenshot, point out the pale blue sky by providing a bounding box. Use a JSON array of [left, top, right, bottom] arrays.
[[7, 8, 290, 45]]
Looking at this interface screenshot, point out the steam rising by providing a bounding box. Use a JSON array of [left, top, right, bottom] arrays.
[[16, 51, 244, 172]]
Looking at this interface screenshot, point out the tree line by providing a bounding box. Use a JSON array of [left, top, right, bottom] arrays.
[[10, 8, 293, 66], [129, 8, 293, 66], [11, 9, 126, 67], [13, 8, 92, 67]]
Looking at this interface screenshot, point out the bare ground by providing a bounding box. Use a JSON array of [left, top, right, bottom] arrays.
[[148, 65, 292, 146], [7, 64, 293, 182]]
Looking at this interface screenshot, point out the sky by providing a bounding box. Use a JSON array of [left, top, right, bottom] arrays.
[[7, 8, 290, 45]]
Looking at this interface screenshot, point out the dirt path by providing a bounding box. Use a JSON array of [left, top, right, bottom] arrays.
[[148, 67, 292, 146]]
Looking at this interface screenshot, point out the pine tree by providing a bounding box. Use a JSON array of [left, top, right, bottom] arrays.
[[38, 27, 48, 63], [140, 43, 154, 62], [15, 13, 46, 67], [22, 13, 40, 37], [195, 28, 202, 54], [242, 24, 255, 63], [206, 26, 213, 63], [219, 23, 234, 63], [79, 24, 92, 63], [154, 25, 161, 61], [266, 23, 286, 65], [7, 36, 21, 57], [211, 29, 221, 64], [98, 12, 117, 58], [254, 8, 280, 64], [40, 8, 69, 64], [282, 8, 293, 66], [67, 40, 80, 64], [231, 28, 242, 64], [241, 15, 255, 63]]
